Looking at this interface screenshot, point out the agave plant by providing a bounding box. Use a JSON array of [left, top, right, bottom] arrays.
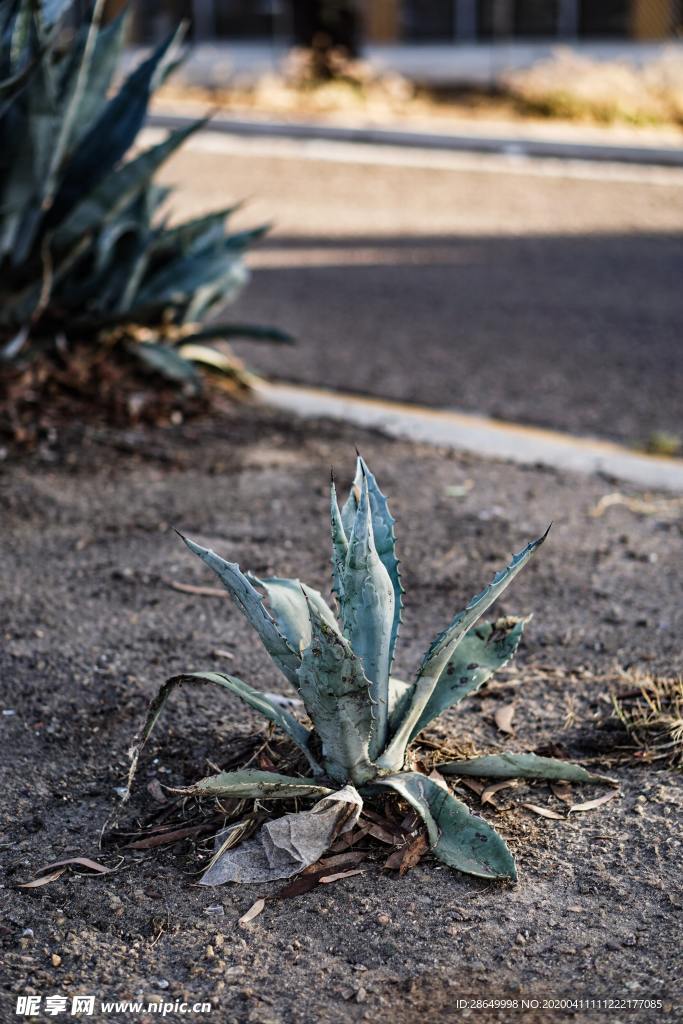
[[0, 0, 290, 428], [130, 457, 613, 882]]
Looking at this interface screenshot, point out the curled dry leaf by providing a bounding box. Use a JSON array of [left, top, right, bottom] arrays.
[[40, 857, 113, 875], [384, 830, 430, 875], [163, 579, 228, 598], [17, 869, 66, 888], [126, 824, 208, 849], [569, 791, 619, 814], [522, 803, 566, 820], [550, 781, 574, 805], [319, 868, 365, 884], [238, 898, 265, 926], [494, 703, 516, 734], [481, 779, 518, 806]]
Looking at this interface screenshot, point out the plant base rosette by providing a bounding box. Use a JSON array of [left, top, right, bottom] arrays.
[[126, 457, 615, 884]]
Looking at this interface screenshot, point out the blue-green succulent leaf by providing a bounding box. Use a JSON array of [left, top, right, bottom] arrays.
[[250, 574, 339, 653], [439, 753, 617, 785], [378, 529, 549, 772], [52, 121, 203, 248], [388, 676, 414, 734], [376, 772, 517, 880], [407, 616, 528, 742], [180, 535, 301, 686], [357, 456, 403, 662], [298, 595, 376, 786], [330, 477, 348, 605], [179, 769, 332, 800], [124, 670, 323, 803], [341, 475, 395, 758]]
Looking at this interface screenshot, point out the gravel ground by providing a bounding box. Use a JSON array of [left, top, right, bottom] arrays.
[[156, 137, 683, 446], [2, 409, 682, 1023]]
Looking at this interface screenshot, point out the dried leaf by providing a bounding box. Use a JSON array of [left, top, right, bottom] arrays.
[[481, 779, 518, 805], [363, 821, 402, 846], [17, 869, 65, 888], [522, 803, 566, 820], [163, 578, 228, 598], [238, 898, 265, 926], [550, 782, 573, 805], [319, 868, 365, 884], [384, 830, 430, 875], [495, 703, 516, 734], [569, 791, 619, 814], [126, 825, 207, 849], [428, 768, 450, 791], [39, 857, 113, 875]]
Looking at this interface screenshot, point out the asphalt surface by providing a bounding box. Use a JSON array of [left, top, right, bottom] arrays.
[[158, 133, 683, 446]]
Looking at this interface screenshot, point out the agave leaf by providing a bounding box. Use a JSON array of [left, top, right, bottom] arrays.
[[51, 121, 204, 247], [376, 772, 517, 880], [54, 28, 181, 214], [298, 595, 376, 786], [180, 535, 301, 686], [249, 575, 339, 654], [66, 10, 126, 140], [407, 617, 528, 742], [357, 456, 403, 662], [124, 671, 323, 802], [388, 676, 414, 734], [439, 753, 617, 785], [178, 323, 295, 344], [136, 245, 246, 309], [378, 529, 549, 772], [149, 205, 239, 262], [128, 340, 200, 386], [178, 769, 331, 801], [330, 477, 348, 604], [341, 475, 395, 758]]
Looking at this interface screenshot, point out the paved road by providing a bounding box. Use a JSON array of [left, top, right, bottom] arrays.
[[158, 133, 683, 445]]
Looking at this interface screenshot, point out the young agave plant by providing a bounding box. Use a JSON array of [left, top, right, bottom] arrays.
[[132, 457, 613, 882]]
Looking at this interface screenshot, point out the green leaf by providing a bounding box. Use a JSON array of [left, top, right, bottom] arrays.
[[179, 769, 332, 801], [330, 477, 348, 605], [376, 772, 517, 880], [378, 529, 549, 773], [54, 28, 181, 213], [51, 121, 203, 247], [298, 594, 376, 786], [356, 456, 403, 663], [249, 575, 339, 654], [388, 676, 413, 733], [439, 753, 617, 785], [407, 617, 528, 742], [124, 671, 323, 803], [178, 322, 295, 344], [340, 474, 395, 759], [128, 340, 200, 386], [180, 535, 301, 686]]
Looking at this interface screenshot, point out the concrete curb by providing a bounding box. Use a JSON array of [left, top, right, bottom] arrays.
[[149, 112, 683, 169], [256, 381, 683, 493]]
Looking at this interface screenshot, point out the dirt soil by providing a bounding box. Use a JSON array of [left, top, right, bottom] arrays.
[[1, 406, 682, 1023]]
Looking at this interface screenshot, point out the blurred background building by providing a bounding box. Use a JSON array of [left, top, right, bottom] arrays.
[[114, 1, 682, 44]]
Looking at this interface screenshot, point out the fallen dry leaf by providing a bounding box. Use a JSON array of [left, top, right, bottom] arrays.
[[238, 898, 265, 926], [163, 579, 227, 598], [275, 852, 367, 899], [481, 779, 518, 805], [495, 703, 516, 734], [16, 869, 65, 888], [363, 821, 402, 845], [126, 825, 208, 849], [40, 857, 113, 875], [384, 831, 430, 876], [428, 768, 450, 792], [569, 791, 619, 814], [319, 868, 365, 884], [550, 781, 574, 805], [522, 803, 566, 820]]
